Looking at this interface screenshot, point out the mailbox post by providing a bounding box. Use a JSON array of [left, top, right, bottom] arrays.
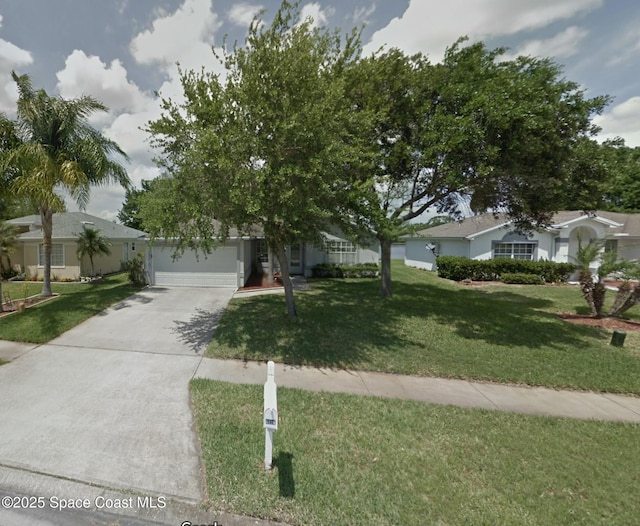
[[263, 360, 278, 471]]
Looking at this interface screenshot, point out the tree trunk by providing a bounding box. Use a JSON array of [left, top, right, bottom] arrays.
[[610, 285, 640, 318], [379, 236, 392, 298], [0, 280, 3, 312], [592, 282, 606, 319], [608, 281, 631, 317], [275, 242, 297, 318], [40, 207, 53, 297]]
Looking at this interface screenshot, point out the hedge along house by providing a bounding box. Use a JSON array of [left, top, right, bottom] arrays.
[[404, 211, 640, 274], [7, 212, 147, 281], [146, 226, 380, 288]]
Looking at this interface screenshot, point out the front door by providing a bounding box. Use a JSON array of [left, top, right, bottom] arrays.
[[289, 244, 303, 274]]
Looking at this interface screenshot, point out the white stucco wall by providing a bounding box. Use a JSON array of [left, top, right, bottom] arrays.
[[405, 239, 469, 271]]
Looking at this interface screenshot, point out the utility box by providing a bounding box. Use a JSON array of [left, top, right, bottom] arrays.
[[611, 330, 626, 347]]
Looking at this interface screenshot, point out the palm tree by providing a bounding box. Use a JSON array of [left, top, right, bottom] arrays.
[[2, 72, 130, 296], [0, 221, 18, 312], [76, 226, 111, 277]]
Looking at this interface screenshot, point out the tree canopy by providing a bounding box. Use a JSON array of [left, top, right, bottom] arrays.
[[345, 40, 610, 296], [142, 0, 612, 309], [143, 1, 370, 317]]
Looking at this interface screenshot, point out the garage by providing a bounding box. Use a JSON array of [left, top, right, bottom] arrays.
[[149, 242, 240, 288]]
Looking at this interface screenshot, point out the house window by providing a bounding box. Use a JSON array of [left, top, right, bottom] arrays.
[[38, 244, 65, 267], [493, 242, 536, 260], [325, 240, 356, 264], [256, 239, 269, 263]]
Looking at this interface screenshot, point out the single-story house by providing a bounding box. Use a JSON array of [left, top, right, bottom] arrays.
[[404, 211, 640, 272], [7, 212, 147, 280], [146, 228, 380, 288]]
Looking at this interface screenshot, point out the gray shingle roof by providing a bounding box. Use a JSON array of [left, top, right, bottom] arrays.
[[413, 211, 640, 239], [9, 212, 148, 240]]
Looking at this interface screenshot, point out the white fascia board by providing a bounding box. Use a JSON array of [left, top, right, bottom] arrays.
[[552, 215, 623, 229], [464, 222, 512, 240]]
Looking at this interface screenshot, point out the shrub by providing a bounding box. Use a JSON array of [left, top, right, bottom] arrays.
[[436, 256, 574, 282], [311, 263, 380, 278], [501, 273, 544, 285], [121, 253, 146, 285]]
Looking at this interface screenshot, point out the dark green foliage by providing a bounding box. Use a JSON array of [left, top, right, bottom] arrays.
[[121, 253, 146, 286], [501, 273, 544, 285], [117, 180, 154, 231], [311, 263, 380, 278], [436, 256, 575, 283]]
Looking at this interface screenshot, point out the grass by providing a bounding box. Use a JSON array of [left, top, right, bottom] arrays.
[[0, 274, 143, 343], [207, 261, 640, 394], [192, 379, 640, 526]]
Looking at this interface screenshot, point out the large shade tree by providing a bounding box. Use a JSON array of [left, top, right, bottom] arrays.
[[2, 72, 130, 296], [346, 41, 610, 297], [142, 1, 370, 318]]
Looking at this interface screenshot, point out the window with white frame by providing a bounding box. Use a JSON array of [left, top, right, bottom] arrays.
[[38, 244, 65, 267], [325, 240, 356, 264], [493, 242, 536, 260]]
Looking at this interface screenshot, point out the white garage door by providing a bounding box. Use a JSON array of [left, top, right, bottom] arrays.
[[152, 245, 238, 288]]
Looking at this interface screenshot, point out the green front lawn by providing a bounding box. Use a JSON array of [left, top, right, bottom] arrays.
[[207, 262, 640, 394], [0, 274, 143, 343], [192, 379, 640, 526]]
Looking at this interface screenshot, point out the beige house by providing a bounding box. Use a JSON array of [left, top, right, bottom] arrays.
[[8, 212, 148, 281]]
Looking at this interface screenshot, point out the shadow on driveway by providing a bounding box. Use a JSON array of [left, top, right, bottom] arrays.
[[172, 307, 225, 354]]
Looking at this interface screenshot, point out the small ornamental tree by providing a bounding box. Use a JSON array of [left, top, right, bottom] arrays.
[[76, 226, 112, 277], [575, 239, 640, 318]]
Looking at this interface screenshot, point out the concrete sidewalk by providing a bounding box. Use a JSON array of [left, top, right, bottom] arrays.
[[2, 340, 639, 424], [194, 357, 640, 423]]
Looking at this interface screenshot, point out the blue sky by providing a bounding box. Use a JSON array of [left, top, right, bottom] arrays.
[[0, 0, 638, 220]]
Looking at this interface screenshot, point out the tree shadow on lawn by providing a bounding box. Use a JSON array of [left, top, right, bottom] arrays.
[[209, 278, 608, 370]]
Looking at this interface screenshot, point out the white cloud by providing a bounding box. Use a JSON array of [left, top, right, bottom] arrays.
[[362, 0, 603, 61], [299, 2, 334, 29], [0, 15, 34, 114], [594, 96, 640, 147], [130, 0, 221, 72], [56, 50, 151, 114], [352, 3, 376, 26], [228, 3, 264, 28], [501, 26, 589, 61]]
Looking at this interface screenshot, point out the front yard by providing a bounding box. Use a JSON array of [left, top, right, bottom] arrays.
[[0, 274, 143, 343], [207, 261, 640, 394], [192, 380, 640, 526]]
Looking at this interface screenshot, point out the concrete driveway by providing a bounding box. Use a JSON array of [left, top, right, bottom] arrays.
[[0, 286, 234, 505], [51, 286, 235, 355]]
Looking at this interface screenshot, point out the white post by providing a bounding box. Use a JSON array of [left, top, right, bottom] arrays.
[[263, 360, 278, 471]]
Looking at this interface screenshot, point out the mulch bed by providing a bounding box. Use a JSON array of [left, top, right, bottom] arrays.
[[558, 313, 640, 331], [0, 294, 59, 318]]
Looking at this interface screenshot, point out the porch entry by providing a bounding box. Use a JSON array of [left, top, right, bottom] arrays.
[[254, 240, 304, 275]]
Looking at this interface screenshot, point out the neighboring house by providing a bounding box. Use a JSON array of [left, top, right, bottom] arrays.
[[405, 211, 640, 272], [146, 228, 380, 288], [8, 212, 147, 280]]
